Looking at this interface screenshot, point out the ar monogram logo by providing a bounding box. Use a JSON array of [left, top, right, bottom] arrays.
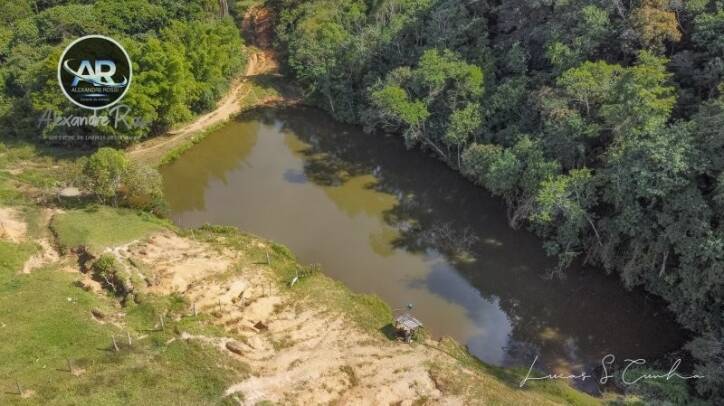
[[64, 59, 128, 88], [58, 35, 132, 110]]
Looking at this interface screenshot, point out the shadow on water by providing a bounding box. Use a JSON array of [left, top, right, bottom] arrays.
[[161, 106, 687, 378]]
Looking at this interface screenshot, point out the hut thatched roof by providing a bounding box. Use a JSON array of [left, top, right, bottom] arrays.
[[395, 313, 422, 331]]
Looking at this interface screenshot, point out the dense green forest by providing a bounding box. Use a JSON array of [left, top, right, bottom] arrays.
[[0, 0, 246, 141], [272, 0, 724, 401]]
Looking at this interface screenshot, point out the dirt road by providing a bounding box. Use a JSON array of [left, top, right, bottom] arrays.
[[127, 6, 284, 165]]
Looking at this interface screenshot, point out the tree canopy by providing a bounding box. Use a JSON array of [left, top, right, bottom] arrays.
[[274, 0, 724, 401], [0, 0, 246, 144]]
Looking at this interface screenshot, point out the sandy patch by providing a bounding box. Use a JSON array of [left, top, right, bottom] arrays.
[[110, 231, 235, 294], [219, 299, 453, 405], [21, 238, 60, 273], [88, 222, 575, 405], [20, 209, 62, 273], [0, 207, 27, 242], [104, 229, 455, 404]]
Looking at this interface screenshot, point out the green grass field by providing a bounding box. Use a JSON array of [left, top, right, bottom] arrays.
[[0, 172, 28, 206], [0, 240, 248, 405], [51, 207, 169, 254]]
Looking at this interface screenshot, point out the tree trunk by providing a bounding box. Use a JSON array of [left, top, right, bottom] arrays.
[[583, 212, 604, 248], [658, 250, 669, 277]]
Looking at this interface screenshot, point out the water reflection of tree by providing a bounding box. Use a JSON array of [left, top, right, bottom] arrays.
[[266, 106, 683, 369], [400, 220, 481, 263], [161, 119, 260, 212]]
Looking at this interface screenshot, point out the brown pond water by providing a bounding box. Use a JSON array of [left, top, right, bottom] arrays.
[[161, 107, 685, 377]]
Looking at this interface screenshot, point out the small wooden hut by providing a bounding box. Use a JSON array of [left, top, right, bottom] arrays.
[[394, 313, 423, 343]]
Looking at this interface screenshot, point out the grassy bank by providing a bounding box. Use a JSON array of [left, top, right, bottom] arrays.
[[0, 144, 246, 404], [51, 207, 169, 254], [0, 231, 249, 405], [158, 122, 229, 167]]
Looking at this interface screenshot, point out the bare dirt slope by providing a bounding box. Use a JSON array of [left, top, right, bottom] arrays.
[[0, 207, 27, 242], [111, 231, 459, 404], [21, 208, 61, 273], [105, 231, 573, 406], [0, 207, 61, 274]]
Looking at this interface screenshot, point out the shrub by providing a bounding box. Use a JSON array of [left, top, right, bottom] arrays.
[[82, 148, 129, 205], [92, 254, 133, 296], [81, 148, 166, 213], [123, 161, 167, 214]]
